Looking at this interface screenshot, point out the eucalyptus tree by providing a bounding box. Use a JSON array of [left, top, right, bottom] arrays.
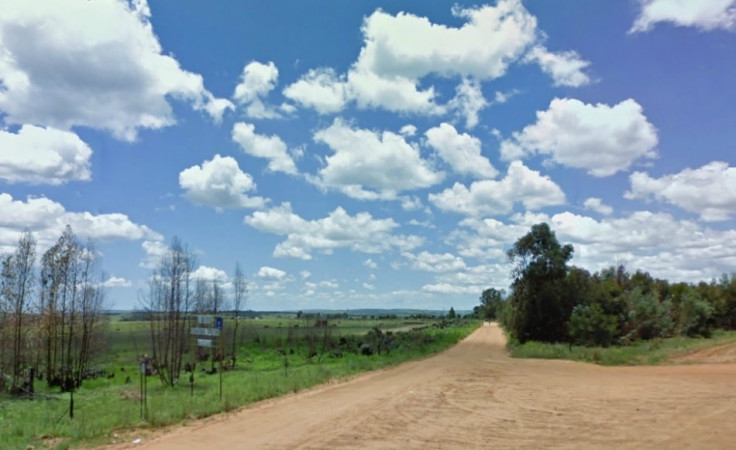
[[507, 223, 574, 343]]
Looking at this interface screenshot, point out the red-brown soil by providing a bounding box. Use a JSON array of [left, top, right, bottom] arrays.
[[105, 323, 736, 449]]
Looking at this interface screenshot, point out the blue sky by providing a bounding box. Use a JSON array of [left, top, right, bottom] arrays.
[[1, 0, 735, 311]]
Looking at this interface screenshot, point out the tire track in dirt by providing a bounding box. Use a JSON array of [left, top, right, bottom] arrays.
[[105, 323, 736, 449]]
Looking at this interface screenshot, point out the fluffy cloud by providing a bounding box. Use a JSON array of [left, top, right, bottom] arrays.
[[0, 193, 161, 254], [363, 258, 378, 269], [631, 0, 736, 33], [524, 46, 591, 87], [190, 266, 229, 282], [282, 68, 349, 115], [232, 122, 298, 174], [501, 98, 658, 176], [404, 251, 467, 273], [626, 161, 736, 221], [312, 119, 444, 200], [0, 125, 91, 184], [356, 2, 535, 80], [140, 239, 167, 269], [0, 0, 232, 141], [283, 1, 589, 116], [550, 211, 736, 281], [245, 202, 423, 260], [422, 263, 510, 294], [429, 161, 565, 216], [583, 198, 614, 216], [179, 154, 267, 210], [425, 123, 497, 179], [451, 210, 736, 283], [232, 61, 280, 119], [448, 78, 489, 129], [257, 266, 286, 280], [99, 276, 132, 288], [399, 124, 417, 136]]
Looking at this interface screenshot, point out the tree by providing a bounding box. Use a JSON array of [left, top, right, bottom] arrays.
[[507, 223, 574, 343], [0, 231, 36, 393], [231, 262, 247, 366], [145, 237, 194, 387], [447, 307, 456, 319], [477, 288, 505, 321], [38, 226, 105, 391]]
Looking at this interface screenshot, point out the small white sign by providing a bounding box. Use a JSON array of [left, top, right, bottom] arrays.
[[198, 316, 214, 325], [190, 328, 220, 337], [197, 339, 213, 348]]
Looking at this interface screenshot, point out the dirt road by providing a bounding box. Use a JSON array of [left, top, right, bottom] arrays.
[[113, 323, 736, 449]]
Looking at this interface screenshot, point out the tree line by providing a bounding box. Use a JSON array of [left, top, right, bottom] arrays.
[[475, 223, 736, 346], [0, 227, 106, 395]]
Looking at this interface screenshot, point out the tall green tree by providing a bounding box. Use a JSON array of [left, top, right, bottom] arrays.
[[477, 288, 505, 321], [507, 223, 574, 343]]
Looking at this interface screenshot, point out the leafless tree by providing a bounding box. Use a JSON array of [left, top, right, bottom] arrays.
[[144, 237, 194, 387], [231, 262, 247, 366], [0, 231, 36, 393], [38, 226, 106, 390]]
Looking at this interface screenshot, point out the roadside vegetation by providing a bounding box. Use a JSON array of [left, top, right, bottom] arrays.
[[1, 311, 477, 449], [473, 222, 736, 365]]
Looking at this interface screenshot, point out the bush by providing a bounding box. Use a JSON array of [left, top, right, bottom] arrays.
[[568, 303, 618, 347]]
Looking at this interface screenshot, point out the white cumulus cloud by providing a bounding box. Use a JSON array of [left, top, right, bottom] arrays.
[[0, 0, 232, 141], [232, 122, 298, 174], [257, 266, 287, 280], [99, 276, 132, 288], [425, 123, 497, 179], [283, 1, 590, 116], [626, 161, 736, 221], [0, 125, 91, 184], [0, 193, 161, 254], [631, 0, 736, 33], [312, 119, 444, 200], [179, 154, 267, 210], [500, 98, 658, 176], [404, 251, 467, 273], [429, 161, 565, 216], [583, 198, 614, 216], [245, 202, 423, 260], [233, 61, 281, 119]]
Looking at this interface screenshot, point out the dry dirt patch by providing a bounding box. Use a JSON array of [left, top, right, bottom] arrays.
[[104, 323, 736, 449], [672, 342, 736, 364]]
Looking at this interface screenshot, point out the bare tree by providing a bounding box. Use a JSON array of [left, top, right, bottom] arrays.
[[145, 237, 194, 387], [38, 227, 106, 391], [210, 278, 225, 315], [193, 278, 210, 314], [0, 231, 36, 393], [231, 262, 247, 366]]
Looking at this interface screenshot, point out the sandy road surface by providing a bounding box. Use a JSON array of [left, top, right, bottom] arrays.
[[109, 323, 736, 449]]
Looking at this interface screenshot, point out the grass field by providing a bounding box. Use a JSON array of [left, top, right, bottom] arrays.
[[0, 315, 478, 450], [507, 329, 736, 365]]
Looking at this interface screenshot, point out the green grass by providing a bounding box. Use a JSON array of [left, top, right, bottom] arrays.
[[507, 329, 736, 366], [0, 319, 479, 450]]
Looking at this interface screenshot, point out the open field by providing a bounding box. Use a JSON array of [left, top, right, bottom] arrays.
[[0, 316, 476, 449], [103, 322, 736, 449]]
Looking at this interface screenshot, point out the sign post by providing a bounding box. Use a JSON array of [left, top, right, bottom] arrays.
[[190, 316, 224, 401], [216, 316, 223, 401]]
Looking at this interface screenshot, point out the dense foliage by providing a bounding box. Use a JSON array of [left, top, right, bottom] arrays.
[[476, 223, 736, 347]]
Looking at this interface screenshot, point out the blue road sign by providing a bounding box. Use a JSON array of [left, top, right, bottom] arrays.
[[215, 316, 223, 330]]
